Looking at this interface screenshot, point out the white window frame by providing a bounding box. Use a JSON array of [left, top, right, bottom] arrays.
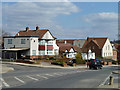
[[8, 39, 12, 44], [21, 39, 26, 44], [32, 50, 36, 55]]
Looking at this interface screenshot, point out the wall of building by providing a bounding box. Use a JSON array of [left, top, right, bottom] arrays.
[[4, 37, 39, 56], [38, 31, 59, 56], [4, 37, 30, 49], [30, 37, 39, 56], [102, 39, 113, 58], [85, 41, 101, 57], [42, 31, 54, 39]]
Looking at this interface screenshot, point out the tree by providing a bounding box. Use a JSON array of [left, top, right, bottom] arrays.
[[75, 53, 85, 64]]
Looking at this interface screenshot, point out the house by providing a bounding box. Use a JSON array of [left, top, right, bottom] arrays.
[[113, 43, 120, 61], [111, 44, 117, 61], [82, 37, 113, 59], [3, 26, 59, 59], [57, 39, 94, 60], [57, 43, 81, 59]]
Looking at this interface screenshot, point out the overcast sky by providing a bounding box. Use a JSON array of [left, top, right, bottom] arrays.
[[2, 2, 118, 40]]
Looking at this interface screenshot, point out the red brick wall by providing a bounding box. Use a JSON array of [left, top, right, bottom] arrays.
[[85, 41, 102, 57]]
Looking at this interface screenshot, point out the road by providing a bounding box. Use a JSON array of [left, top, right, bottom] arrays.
[[1, 64, 119, 89]]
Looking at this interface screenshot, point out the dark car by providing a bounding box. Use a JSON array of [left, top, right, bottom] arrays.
[[89, 59, 102, 70]]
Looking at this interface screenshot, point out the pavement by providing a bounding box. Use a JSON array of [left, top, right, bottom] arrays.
[[2, 61, 88, 69], [98, 83, 119, 89], [98, 70, 120, 89], [0, 64, 14, 74]]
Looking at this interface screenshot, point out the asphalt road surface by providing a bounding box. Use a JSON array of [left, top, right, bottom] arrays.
[[1, 64, 119, 89]]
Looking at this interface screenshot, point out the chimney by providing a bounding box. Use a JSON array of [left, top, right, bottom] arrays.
[[36, 26, 39, 30], [26, 27, 29, 31], [17, 33, 19, 36], [64, 40, 67, 44]]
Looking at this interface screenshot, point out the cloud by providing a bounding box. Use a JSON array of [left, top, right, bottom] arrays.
[[2, 2, 79, 35], [82, 12, 118, 40]]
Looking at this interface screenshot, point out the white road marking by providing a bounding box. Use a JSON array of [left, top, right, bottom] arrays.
[[0, 78, 10, 87], [36, 74, 48, 79], [14, 76, 25, 84], [77, 71, 81, 72], [99, 72, 112, 86], [45, 74, 54, 77], [26, 76, 39, 81], [54, 73, 62, 76]]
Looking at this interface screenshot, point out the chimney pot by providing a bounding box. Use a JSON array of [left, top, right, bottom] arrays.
[[64, 40, 67, 44], [26, 27, 29, 31], [36, 26, 39, 30]]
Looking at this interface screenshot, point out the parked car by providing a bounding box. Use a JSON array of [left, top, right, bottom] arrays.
[[89, 59, 102, 70]]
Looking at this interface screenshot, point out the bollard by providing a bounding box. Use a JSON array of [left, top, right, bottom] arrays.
[[109, 76, 114, 85]]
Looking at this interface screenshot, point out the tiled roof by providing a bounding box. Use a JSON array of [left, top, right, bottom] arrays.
[[56, 39, 75, 44], [57, 43, 81, 52], [83, 37, 108, 49], [15, 28, 56, 39]]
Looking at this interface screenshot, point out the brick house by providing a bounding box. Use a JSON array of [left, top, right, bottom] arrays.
[[82, 37, 113, 59], [113, 43, 120, 61], [3, 26, 59, 59]]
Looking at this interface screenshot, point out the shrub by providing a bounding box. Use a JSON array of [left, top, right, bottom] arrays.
[[49, 57, 56, 60], [75, 53, 86, 64]]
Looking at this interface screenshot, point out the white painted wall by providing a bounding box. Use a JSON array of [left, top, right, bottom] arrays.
[[42, 31, 54, 39], [82, 50, 95, 60], [65, 48, 77, 59], [30, 37, 39, 56], [102, 39, 113, 57], [82, 53, 87, 60], [39, 31, 59, 56]]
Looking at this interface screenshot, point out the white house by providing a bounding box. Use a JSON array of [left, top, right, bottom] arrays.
[[57, 43, 80, 59], [3, 26, 59, 59], [82, 37, 113, 59]]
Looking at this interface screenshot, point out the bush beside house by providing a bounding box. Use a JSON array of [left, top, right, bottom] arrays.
[[74, 53, 86, 64]]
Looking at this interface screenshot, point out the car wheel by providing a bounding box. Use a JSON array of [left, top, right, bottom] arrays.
[[89, 66, 91, 69], [100, 67, 102, 69], [96, 67, 98, 70]]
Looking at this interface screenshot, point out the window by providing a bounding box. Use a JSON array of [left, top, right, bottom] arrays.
[[104, 53, 105, 56], [47, 50, 53, 55], [21, 39, 26, 44], [32, 50, 36, 55], [8, 39, 12, 44], [48, 41, 53, 45], [39, 50, 45, 55], [106, 46, 107, 50], [39, 40, 45, 45], [108, 45, 110, 50], [93, 46, 94, 49]]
